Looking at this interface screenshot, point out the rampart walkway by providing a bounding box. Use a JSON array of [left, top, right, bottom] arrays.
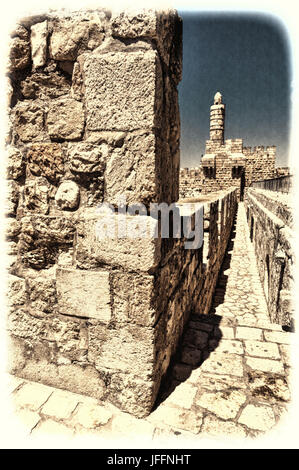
[[6, 203, 292, 441]]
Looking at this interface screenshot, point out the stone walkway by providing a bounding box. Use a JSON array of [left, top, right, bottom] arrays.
[[7, 203, 293, 442]]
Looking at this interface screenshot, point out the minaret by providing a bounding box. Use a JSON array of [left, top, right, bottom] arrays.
[[210, 91, 225, 144]]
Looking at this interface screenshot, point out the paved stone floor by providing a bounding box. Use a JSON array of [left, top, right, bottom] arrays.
[[7, 203, 293, 443]]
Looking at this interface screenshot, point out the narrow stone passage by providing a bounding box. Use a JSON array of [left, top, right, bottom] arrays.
[[210, 202, 270, 325], [7, 203, 292, 441]]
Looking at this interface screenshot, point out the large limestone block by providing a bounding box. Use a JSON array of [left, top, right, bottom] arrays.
[[47, 98, 85, 140], [83, 50, 162, 131], [105, 131, 157, 205], [49, 14, 105, 61], [111, 271, 157, 326], [75, 210, 161, 272], [91, 323, 155, 377], [111, 9, 182, 80], [56, 268, 111, 323]]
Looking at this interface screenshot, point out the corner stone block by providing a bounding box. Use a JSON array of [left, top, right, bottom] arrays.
[[56, 268, 111, 322], [105, 131, 157, 206], [111, 9, 182, 78], [75, 210, 161, 272], [83, 50, 162, 131]]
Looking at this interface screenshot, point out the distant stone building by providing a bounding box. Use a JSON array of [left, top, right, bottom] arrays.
[[180, 92, 286, 200]]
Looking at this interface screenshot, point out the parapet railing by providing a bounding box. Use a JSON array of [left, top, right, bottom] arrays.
[[250, 175, 293, 193]]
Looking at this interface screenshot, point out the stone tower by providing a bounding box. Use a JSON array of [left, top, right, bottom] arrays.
[[210, 91, 225, 144]]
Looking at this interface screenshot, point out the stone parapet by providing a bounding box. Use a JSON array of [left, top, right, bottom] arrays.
[[244, 188, 295, 328]]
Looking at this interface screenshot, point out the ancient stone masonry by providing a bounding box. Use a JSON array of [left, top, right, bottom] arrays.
[[6, 8, 188, 418], [244, 188, 295, 329], [6, 8, 240, 419], [180, 92, 280, 200]]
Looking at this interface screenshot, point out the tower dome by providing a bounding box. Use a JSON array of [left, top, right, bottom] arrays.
[[214, 92, 222, 105]]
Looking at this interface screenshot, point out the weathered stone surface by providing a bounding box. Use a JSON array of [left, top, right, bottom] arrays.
[[76, 211, 161, 272], [111, 9, 158, 40], [200, 352, 244, 377], [7, 146, 25, 180], [149, 404, 203, 433], [17, 409, 41, 432], [246, 356, 285, 374], [56, 268, 111, 322], [27, 143, 64, 182], [165, 382, 197, 409], [9, 36, 31, 71], [91, 324, 155, 378], [55, 181, 80, 210], [197, 389, 247, 420], [238, 404, 276, 431], [47, 98, 84, 140], [10, 24, 29, 40], [72, 402, 112, 429], [111, 9, 182, 78], [6, 219, 21, 240], [6, 180, 19, 216], [244, 340, 280, 359], [33, 419, 73, 436], [12, 382, 53, 411], [202, 415, 247, 438], [236, 326, 263, 340], [41, 390, 79, 419], [27, 273, 57, 315], [183, 329, 209, 350], [107, 372, 157, 417], [209, 339, 244, 355], [181, 347, 202, 366], [19, 215, 75, 269], [111, 271, 157, 326], [83, 51, 162, 131], [31, 21, 48, 68], [12, 101, 45, 142], [8, 275, 27, 308], [21, 70, 71, 100], [68, 142, 107, 174], [23, 177, 51, 214], [247, 370, 290, 402], [49, 15, 105, 61], [264, 331, 291, 344], [105, 131, 157, 205]]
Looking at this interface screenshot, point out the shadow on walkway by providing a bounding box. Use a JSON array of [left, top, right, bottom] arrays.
[[153, 214, 238, 410]]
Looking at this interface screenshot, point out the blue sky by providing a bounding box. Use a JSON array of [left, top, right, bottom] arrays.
[[178, 11, 291, 167]]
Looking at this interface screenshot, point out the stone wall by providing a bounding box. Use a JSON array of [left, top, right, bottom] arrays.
[[5, 8, 242, 418], [198, 189, 238, 315], [6, 8, 190, 418], [244, 188, 295, 328]]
